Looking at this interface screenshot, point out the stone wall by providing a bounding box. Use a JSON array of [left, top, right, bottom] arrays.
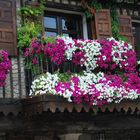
[[0, 57, 26, 98]]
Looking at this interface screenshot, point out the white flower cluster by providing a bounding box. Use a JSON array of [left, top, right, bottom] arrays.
[[30, 72, 59, 96], [59, 36, 76, 60], [137, 60, 140, 65], [95, 82, 138, 105], [77, 71, 105, 95], [75, 72, 138, 105], [60, 36, 102, 71], [110, 38, 133, 66], [30, 72, 139, 106], [78, 40, 102, 71], [59, 36, 135, 71]]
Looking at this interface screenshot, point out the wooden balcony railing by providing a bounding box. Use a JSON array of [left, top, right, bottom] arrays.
[[25, 56, 85, 95]]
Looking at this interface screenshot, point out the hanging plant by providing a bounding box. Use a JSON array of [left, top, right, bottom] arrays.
[[17, 22, 41, 52], [17, 0, 45, 53]]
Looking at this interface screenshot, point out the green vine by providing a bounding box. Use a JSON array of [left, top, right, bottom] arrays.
[[17, 0, 45, 52], [83, 0, 102, 18]]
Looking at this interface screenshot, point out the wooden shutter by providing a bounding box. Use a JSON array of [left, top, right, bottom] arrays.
[[0, 0, 17, 56], [94, 9, 112, 39], [118, 15, 134, 45]]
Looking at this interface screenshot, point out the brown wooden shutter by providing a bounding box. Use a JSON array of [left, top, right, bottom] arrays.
[[0, 0, 17, 56], [94, 9, 112, 39], [118, 15, 134, 45]]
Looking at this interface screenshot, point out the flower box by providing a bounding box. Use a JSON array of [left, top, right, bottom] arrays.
[[22, 94, 140, 115]]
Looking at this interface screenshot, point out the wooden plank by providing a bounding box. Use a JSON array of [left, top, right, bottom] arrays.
[[118, 15, 134, 46]]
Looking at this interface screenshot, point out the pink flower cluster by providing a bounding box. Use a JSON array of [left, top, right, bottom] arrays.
[[0, 50, 11, 87], [72, 51, 86, 65], [124, 73, 140, 93], [55, 73, 140, 106], [46, 39, 66, 65], [31, 72, 140, 106], [24, 37, 136, 73], [97, 39, 116, 70], [97, 39, 136, 72], [25, 38, 66, 65]]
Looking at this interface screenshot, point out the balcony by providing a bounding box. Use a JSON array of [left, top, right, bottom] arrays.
[[1, 36, 140, 116]]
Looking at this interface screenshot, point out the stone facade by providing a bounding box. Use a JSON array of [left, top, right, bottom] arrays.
[[0, 57, 26, 98]]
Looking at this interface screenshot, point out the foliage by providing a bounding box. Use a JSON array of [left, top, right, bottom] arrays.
[[19, 0, 45, 21], [20, 6, 42, 20], [17, 22, 40, 52], [42, 36, 57, 44], [57, 72, 72, 82], [83, 0, 102, 18], [17, 0, 45, 52]]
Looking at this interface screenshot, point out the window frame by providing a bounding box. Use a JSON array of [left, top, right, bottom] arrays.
[[43, 11, 83, 39]]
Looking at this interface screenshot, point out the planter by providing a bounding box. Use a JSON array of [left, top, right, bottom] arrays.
[[22, 94, 140, 115]]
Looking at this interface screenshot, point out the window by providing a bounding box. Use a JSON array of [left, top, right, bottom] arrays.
[[44, 11, 83, 39]]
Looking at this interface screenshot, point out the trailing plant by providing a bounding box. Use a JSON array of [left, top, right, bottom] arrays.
[[17, 0, 45, 53], [17, 22, 40, 52]]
